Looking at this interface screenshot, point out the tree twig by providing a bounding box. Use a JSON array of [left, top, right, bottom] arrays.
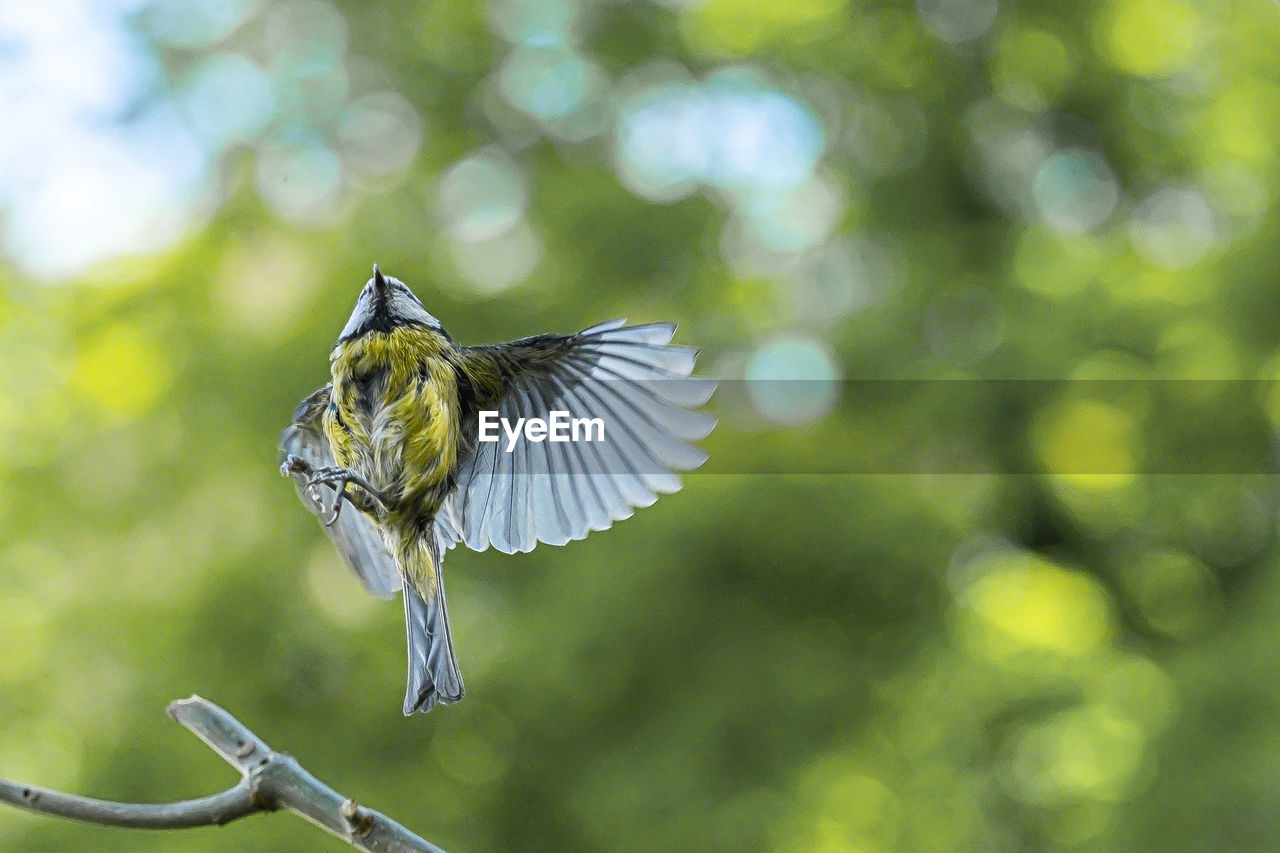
[[0, 695, 447, 853], [0, 780, 254, 829]]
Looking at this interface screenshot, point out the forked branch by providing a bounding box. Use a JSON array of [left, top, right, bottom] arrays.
[[0, 696, 446, 852]]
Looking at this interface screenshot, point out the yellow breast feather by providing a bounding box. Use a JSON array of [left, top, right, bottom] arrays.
[[325, 325, 458, 506]]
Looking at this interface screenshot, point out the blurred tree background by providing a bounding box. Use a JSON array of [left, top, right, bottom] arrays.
[[2, 0, 1279, 850]]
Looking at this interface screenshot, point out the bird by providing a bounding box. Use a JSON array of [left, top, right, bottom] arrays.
[[280, 265, 715, 714]]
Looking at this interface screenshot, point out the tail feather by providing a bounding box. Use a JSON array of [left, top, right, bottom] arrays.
[[402, 572, 465, 715]]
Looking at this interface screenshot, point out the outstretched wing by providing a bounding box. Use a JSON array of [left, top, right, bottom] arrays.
[[280, 386, 400, 598], [436, 320, 716, 555]]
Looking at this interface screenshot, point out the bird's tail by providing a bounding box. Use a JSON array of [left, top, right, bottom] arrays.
[[402, 566, 465, 715]]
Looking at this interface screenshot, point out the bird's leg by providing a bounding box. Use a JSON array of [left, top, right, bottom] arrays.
[[307, 466, 391, 526], [280, 455, 390, 526]]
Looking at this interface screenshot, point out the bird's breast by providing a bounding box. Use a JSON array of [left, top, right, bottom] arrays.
[[325, 327, 459, 508]]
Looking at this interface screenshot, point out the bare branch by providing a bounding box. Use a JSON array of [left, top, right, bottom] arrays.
[[0, 695, 448, 853], [0, 779, 254, 829], [167, 695, 273, 770]]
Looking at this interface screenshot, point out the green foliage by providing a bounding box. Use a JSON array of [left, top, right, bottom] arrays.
[[3, 0, 1280, 851]]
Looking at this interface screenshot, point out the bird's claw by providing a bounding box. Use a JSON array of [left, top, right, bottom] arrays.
[[301, 465, 388, 527], [303, 466, 356, 526], [280, 454, 312, 479], [281, 455, 343, 522], [283, 453, 386, 526]]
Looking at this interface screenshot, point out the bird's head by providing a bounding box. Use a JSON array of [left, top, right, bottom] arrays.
[[338, 265, 442, 341]]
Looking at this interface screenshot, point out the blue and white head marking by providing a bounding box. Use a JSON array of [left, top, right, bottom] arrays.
[[339, 265, 442, 341]]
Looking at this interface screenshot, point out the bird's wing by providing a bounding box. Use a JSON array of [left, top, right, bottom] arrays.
[[280, 385, 400, 598], [436, 319, 716, 555]]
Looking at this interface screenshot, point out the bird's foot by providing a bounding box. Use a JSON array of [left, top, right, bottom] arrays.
[[283, 458, 388, 527], [280, 454, 312, 479]]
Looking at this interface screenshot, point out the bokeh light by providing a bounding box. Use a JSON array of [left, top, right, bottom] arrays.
[[916, 0, 1000, 44], [0, 2, 206, 277], [490, 0, 577, 48], [738, 174, 844, 252], [1033, 149, 1120, 234], [745, 334, 841, 425], [1128, 185, 1217, 270], [961, 551, 1115, 658], [437, 149, 530, 244], [137, 0, 261, 47], [790, 233, 899, 323], [678, 0, 852, 57], [990, 28, 1077, 112], [255, 127, 344, 221], [336, 91, 425, 181], [614, 69, 825, 202], [178, 54, 276, 147], [1035, 397, 1139, 486], [1120, 549, 1224, 638], [498, 47, 604, 122], [446, 221, 544, 294], [1097, 0, 1201, 78]]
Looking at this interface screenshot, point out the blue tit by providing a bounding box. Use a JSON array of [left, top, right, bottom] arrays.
[[281, 265, 715, 714]]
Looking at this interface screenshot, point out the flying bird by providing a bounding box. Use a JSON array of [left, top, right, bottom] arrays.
[[281, 266, 715, 714]]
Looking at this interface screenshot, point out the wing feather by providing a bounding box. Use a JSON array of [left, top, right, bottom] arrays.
[[280, 386, 400, 598], [546, 373, 631, 528], [437, 320, 714, 554], [526, 375, 579, 545]]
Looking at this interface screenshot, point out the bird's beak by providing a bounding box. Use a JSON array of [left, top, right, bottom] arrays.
[[372, 264, 388, 297]]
